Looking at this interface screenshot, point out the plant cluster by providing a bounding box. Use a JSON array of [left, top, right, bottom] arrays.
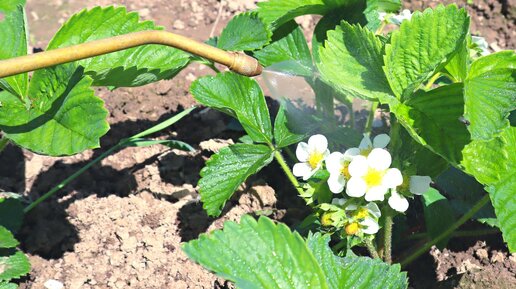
[[0, 0, 514, 288]]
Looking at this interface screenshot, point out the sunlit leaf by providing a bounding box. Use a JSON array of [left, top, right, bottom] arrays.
[[0, 1, 28, 99], [384, 4, 469, 99], [254, 21, 313, 77], [307, 233, 408, 289], [47, 6, 191, 88], [0, 66, 109, 156], [191, 72, 273, 144], [464, 51, 516, 140], [184, 216, 329, 289], [218, 12, 271, 51], [0, 251, 30, 282], [198, 144, 274, 216], [317, 22, 393, 102]]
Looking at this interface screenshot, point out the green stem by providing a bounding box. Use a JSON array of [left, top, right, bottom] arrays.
[[375, 21, 387, 35], [24, 144, 122, 213], [364, 102, 378, 134], [365, 238, 380, 259], [425, 73, 441, 90], [384, 214, 394, 264], [0, 135, 9, 154], [400, 194, 490, 267], [272, 146, 304, 196]]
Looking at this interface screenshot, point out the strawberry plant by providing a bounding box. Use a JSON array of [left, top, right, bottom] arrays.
[[0, 0, 514, 288], [182, 0, 514, 287]]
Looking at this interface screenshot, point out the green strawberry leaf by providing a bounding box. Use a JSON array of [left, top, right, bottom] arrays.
[[191, 72, 273, 144], [436, 168, 497, 227], [392, 83, 470, 165], [0, 198, 24, 233], [306, 233, 408, 289], [462, 127, 515, 251], [257, 0, 360, 30], [0, 251, 30, 282], [47, 6, 191, 88], [218, 12, 271, 51], [254, 21, 313, 77], [0, 282, 18, 289], [0, 1, 28, 99], [274, 102, 306, 148], [0, 227, 18, 249], [384, 4, 469, 100], [183, 216, 329, 289], [198, 144, 274, 216], [389, 119, 448, 178], [422, 189, 456, 249], [0, 65, 109, 156], [317, 22, 393, 102], [364, 0, 402, 31], [464, 51, 516, 140]]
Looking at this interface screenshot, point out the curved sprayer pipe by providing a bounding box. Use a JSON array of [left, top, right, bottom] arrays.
[[0, 30, 263, 78]]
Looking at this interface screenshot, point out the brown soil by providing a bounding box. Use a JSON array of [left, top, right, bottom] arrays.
[[0, 0, 514, 288]]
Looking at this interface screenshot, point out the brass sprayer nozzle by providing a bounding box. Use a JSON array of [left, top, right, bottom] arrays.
[[0, 30, 263, 79]]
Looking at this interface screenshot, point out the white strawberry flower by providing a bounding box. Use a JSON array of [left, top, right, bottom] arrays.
[[388, 190, 409, 213], [326, 149, 360, 194], [388, 175, 432, 213], [293, 134, 330, 180], [350, 133, 391, 157], [389, 9, 413, 25], [345, 148, 403, 202]]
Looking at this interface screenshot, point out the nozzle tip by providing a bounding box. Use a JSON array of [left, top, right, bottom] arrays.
[[229, 52, 263, 77]]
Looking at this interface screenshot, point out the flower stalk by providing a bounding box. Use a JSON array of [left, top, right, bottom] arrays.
[[383, 213, 394, 264]]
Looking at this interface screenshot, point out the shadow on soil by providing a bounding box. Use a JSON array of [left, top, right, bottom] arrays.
[[0, 107, 234, 259]]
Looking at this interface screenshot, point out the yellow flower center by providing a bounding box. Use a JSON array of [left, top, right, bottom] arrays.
[[321, 212, 333, 227], [364, 169, 384, 187], [308, 152, 324, 169], [340, 163, 351, 179], [354, 208, 369, 220], [345, 222, 360, 235], [360, 147, 373, 156]]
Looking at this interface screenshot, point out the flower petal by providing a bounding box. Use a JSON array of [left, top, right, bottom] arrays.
[[359, 134, 372, 149], [348, 156, 368, 177], [389, 191, 409, 212], [328, 174, 346, 194], [322, 149, 331, 160], [331, 198, 347, 206], [367, 148, 392, 171], [296, 142, 309, 162], [361, 217, 380, 234], [382, 168, 403, 188], [346, 177, 367, 198], [373, 134, 391, 148], [326, 152, 344, 174], [365, 186, 388, 202], [410, 176, 432, 195], [366, 202, 381, 218], [293, 163, 311, 179], [343, 148, 360, 160], [308, 134, 328, 152]]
